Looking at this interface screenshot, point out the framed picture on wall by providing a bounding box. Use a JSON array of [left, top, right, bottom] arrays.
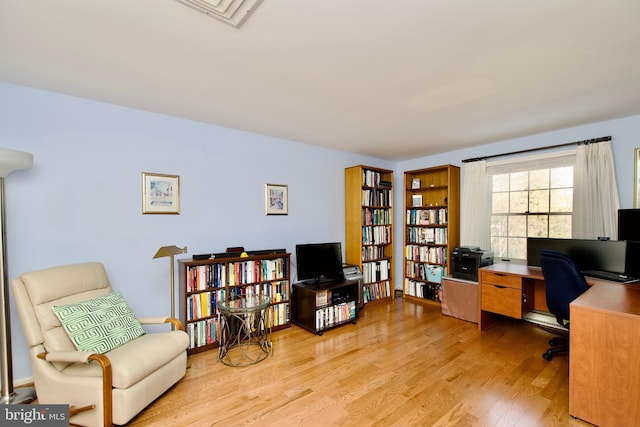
[[265, 183, 288, 215], [142, 172, 180, 214]]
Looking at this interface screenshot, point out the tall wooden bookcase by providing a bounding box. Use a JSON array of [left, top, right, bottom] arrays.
[[345, 165, 394, 304], [178, 252, 291, 355], [404, 165, 460, 305]]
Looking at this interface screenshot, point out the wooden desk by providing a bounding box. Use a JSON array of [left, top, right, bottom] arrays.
[[569, 282, 640, 426], [478, 262, 612, 330], [478, 263, 547, 330], [479, 263, 640, 425]]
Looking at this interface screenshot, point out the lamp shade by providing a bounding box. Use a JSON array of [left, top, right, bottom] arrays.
[[0, 148, 33, 178]]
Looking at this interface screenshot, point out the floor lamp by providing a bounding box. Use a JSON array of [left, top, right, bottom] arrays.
[[153, 245, 187, 330], [0, 148, 36, 404]]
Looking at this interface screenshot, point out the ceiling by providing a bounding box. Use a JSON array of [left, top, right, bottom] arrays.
[[2, 1, 640, 161]]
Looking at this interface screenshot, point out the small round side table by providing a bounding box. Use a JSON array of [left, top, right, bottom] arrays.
[[217, 295, 272, 366]]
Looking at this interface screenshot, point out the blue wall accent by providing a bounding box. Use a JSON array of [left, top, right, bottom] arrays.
[[2, 80, 639, 380]]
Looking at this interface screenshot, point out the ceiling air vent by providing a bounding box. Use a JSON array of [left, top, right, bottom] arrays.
[[174, 0, 263, 28]]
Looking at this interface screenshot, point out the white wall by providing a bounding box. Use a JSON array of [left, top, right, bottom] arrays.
[[0, 82, 394, 380], [3, 80, 640, 381]]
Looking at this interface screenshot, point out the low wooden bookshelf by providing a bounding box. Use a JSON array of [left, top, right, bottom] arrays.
[[178, 252, 291, 354]]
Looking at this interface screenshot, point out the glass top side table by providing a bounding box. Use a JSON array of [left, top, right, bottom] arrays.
[[217, 295, 272, 366]]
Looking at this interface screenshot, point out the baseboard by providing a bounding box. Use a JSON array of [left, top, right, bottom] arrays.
[[14, 376, 34, 387]]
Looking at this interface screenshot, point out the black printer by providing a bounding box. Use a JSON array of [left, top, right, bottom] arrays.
[[451, 246, 494, 282]]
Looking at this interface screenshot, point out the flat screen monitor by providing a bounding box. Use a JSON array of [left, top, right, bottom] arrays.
[[618, 209, 640, 241], [295, 242, 344, 284], [527, 237, 627, 273]]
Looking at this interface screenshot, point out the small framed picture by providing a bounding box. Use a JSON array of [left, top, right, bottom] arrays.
[[412, 194, 423, 207], [411, 178, 421, 189], [142, 172, 180, 214], [265, 183, 288, 215]]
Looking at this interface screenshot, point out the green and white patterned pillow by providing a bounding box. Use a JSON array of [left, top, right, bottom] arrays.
[[52, 291, 145, 354]]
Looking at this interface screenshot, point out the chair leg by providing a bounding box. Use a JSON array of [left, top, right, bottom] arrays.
[[543, 337, 568, 361]]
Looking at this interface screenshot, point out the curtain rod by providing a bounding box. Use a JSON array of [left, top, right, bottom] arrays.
[[461, 136, 612, 163]]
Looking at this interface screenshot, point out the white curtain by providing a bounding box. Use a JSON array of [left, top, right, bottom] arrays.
[[573, 141, 620, 239], [460, 160, 491, 249]]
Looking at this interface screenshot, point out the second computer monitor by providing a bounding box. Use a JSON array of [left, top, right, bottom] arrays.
[[527, 237, 627, 273]]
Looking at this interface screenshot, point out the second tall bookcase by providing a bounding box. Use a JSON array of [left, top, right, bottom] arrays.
[[404, 165, 460, 305], [345, 165, 394, 305]]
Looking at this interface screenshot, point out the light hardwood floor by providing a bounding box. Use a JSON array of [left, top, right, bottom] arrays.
[[128, 298, 590, 427]]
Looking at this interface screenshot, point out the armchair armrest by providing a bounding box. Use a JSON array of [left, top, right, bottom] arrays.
[[137, 317, 183, 330], [37, 351, 98, 364], [37, 351, 113, 427]]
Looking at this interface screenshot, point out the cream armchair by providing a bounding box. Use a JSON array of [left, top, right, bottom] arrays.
[[11, 262, 190, 427]]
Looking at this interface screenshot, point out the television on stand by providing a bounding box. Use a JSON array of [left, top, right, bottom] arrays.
[[295, 242, 345, 286]]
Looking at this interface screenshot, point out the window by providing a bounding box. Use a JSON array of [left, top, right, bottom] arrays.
[[488, 152, 575, 261]]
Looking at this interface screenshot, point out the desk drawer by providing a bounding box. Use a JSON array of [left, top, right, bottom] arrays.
[[481, 283, 523, 318], [481, 271, 522, 289]]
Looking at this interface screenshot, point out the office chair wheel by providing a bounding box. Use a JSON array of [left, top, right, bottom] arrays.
[[543, 351, 554, 361]]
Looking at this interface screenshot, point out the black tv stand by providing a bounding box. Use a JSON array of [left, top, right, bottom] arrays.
[[291, 279, 358, 335], [303, 276, 342, 288]]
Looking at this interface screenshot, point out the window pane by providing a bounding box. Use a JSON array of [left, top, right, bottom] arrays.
[[509, 191, 528, 213], [491, 215, 508, 237], [549, 215, 572, 238], [491, 236, 508, 258], [493, 174, 509, 192], [510, 172, 528, 191], [529, 189, 549, 213], [489, 160, 573, 262], [528, 215, 549, 237], [550, 166, 573, 188], [508, 215, 526, 237], [508, 237, 526, 260], [550, 188, 573, 212], [492, 192, 509, 213], [529, 169, 549, 190]]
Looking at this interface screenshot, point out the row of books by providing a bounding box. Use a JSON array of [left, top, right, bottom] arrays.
[[362, 225, 392, 245], [186, 290, 223, 321], [186, 281, 290, 321], [404, 278, 442, 301], [185, 258, 288, 292], [362, 169, 391, 188], [363, 280, 391, 303], [361, 189, 392, 207], [315, 300, 356, 330], [269, 303, 290, 327], [406, 207, 448, 225], [406, 227, 448, 245], [362, 259, 390, 283], [186, 318, 218, 349], [362, 207, 391, 226], [406, 261, 448, 282], [225, 281, 289, 303], [315, 289, 332, 306], [362, 245, 385, 261], [228, 258, 287, 285], [405, 245, 448, 263]]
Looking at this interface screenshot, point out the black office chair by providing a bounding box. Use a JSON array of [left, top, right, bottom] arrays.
[[539, 250, 590, 361]]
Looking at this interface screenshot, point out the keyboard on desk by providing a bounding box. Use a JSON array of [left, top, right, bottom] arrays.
[[582, 270, 639, 283]]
